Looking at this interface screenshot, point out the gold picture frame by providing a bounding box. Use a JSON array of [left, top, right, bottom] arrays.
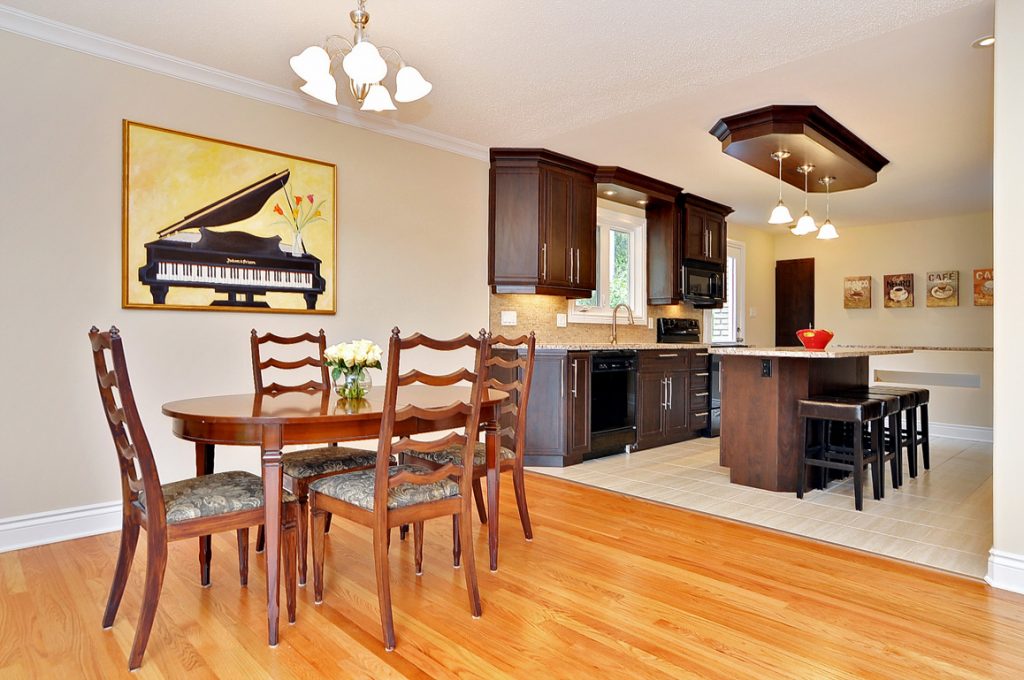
[[122, 120, 337, 314]]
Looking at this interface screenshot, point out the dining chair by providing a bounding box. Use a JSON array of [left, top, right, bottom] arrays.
[[403, 333, 536, 571], [250, 329, 378, 585], [309, 328, 487, 651], [89, 327, 298, 670]]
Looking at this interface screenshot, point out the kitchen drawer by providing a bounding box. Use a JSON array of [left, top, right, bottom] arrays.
[[691, 350, 711, 371], [688, 409, 710, 431], [689, 389, 710, 410], [690, 370, 710, 391], [639, 349, 690, 371]]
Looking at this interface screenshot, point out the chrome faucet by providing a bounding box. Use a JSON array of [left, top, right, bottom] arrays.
[[610, 304, 635, 344]]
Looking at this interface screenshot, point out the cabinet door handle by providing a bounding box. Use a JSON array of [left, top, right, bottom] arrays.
[[542, 243, 548, 281], [695, 392, 709, 397], [694, 411, 709, 417], [568, 246, 574, 284], [571, 359, 578, 398], [560, 358, 564, 398], [668, 376, 673, 409], [695, 372, 710, 377], [576, 248, 581, 284], [661, 377, 667, 409], [696, 352, 709, 357], [658, 353, 679, 358]]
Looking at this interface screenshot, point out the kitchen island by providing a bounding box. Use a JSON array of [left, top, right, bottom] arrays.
[[710, 346, 912, 492]]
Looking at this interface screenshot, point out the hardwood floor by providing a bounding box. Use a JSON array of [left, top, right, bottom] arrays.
[[2, 474, 1024, 678]]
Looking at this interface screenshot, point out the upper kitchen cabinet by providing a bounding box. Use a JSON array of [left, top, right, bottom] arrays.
[[489, 149, 597, 298], [681, 194, 733, 268]]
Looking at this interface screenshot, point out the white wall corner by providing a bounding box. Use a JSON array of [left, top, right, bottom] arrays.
[[986, 549, 1024, 595], [929, 422, 994, 443], [0, 501, 121, 553]]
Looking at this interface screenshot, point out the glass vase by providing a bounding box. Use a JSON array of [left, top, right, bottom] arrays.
[[334, 367, 372, 400]]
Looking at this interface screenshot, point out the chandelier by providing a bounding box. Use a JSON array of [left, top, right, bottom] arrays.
[[289, 0, 432, 112]]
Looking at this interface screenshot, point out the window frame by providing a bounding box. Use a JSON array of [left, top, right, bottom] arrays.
[[568, 207, 647, 325], [706, 239, 746, 344]]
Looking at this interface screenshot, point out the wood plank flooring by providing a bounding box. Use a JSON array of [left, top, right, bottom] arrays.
[[2, 473, 1024, 679]]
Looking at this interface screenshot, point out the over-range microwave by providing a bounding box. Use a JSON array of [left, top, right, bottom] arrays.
[[681, 265, 724, 306]]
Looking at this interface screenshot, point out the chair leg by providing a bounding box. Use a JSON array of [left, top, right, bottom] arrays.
[[311, 502, 327, 605], [283, 510, 297, 625], [853, 422, 865, 511], [414, 521, 424, 575], [458, 509, 482, 619], [486, 466, 500, 572], [472, 478, 487, 524], [400, 524, 409, 541], [296, 495, 309, 587], [452, 515, 461, 568], [199, 533, 212, 587], [127, 531, 167, 671], [324, 512, 333, 534], [921, 404, 931, 470], [102, 519, 140, 629], [236, 528, 249, 587], [797, 418, 809, 499], [872, 422, 885, 499], [372, 520, 396, 651], [256, 525, 265, 554], [512, 465, 533, 540], [906, 409, 919, 478]]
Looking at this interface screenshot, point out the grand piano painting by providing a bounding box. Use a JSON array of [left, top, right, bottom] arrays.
[[122, 121, 336, 314]]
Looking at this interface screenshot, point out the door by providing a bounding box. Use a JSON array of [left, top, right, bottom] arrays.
[[568, 353, 591, 461], [572, 175, 597, 290], [663, 369, 689, 439], [683, 208, 707, 262], [775, 258, 815, 346], [636, 371, 666, 448], [541, 168, 572, 287]]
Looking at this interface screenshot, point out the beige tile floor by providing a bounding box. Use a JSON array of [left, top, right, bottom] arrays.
[[530, 435, 993, 578]]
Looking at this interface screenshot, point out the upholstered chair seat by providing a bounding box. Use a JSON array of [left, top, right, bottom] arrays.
[[281, 447, 378, 479], [138, 470, 298, 524], [310, 464, 459, 511], [404, 442, 516, 468]]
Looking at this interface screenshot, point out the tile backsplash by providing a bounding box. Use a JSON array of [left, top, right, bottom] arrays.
[[488, 294, 703, 344]]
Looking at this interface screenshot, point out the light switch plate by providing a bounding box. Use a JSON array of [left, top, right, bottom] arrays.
[[749, 307, 758, 318], [555, 313, 567, 328], [500, 310, 517, 326], [647, 318, 654, 329]]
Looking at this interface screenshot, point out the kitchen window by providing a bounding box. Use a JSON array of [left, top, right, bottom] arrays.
[[569, 208, 647, 324], [708, 240, 745, 343]]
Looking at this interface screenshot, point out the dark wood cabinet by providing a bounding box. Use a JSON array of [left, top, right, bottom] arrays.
[[681, 202, 728, 268], [648, 194, 733, 305], [636, 371, 667, 447], [636, 351, 694, 449], [688, 351, 712, 434], [664, 369, 690, 439], [489, 149, 597, 298], [568, 352, 591, 460], [521, 349, 591, 467]]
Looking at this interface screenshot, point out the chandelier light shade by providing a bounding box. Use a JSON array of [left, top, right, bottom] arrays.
[[817, 220, 839, 240], [791, 164, 818, 235], [767, 151, 793, 224], [289, 0, 432, 111], [817, 176, 839, 239]]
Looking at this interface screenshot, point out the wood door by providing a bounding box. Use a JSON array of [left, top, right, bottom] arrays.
[[636, 371, 666, 449], [663, 369, 689, 439], [567, 352, 591, 462], [522, 352, 568, 464], [683, 207, 707, 262], [775, 258, 815, 346], [572, 175, 597, 290], [541, 168, 572, 287], [706, 213, 727, 267]]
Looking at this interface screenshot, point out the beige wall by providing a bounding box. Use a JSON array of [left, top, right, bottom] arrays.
[[991, 0, 1024, 582], [727, 223, 776, 347], [0, 32, 489, 519]]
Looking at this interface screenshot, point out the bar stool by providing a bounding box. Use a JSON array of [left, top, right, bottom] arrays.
[[797, 395, 888, 511], [839, 389, 905, 488], [864, 386, 930, 478]]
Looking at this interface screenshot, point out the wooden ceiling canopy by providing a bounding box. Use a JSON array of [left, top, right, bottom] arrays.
[[595, 165, 682, 209], [709, 105, 889, 193]]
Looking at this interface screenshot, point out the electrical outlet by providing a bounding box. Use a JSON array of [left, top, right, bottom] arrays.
[[761, 359, 772, 378], [749, 307, 758, 318], [555, 313, 567, 328], [500, 310, 517, 326]]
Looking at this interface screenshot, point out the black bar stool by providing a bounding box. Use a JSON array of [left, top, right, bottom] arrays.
[[865, 387, 930, 477], [839, 389, 905, 488], [797, 395, 888, 511]]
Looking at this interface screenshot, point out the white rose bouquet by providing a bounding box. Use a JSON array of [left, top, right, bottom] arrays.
[[324, 339, 383, 399]]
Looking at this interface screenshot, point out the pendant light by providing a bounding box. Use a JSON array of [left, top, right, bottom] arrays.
[[817, 176, 839, 240], [768, 151, 793, 224], [792, 164, 818, 235]]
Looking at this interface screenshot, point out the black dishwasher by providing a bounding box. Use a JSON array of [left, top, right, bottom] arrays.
[[588, 351, 637, 459]]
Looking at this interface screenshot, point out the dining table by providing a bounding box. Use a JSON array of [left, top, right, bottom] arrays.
[[161, 385, 508, 647]]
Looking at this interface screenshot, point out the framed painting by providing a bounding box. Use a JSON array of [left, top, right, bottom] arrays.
[[843, 276, 871, 309], [122, 121, 336, 314], [883, 273, 914, 309], [926, 270, 959, 308], [973, 268, 993, 306]]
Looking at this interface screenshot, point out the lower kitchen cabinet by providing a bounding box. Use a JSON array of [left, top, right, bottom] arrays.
[[520, 349, 591, 467], [637, 366, 689, 449], [568, 353, 591, 461]]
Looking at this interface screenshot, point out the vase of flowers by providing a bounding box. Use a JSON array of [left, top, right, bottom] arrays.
[[272, 187, 326, 257], [324, 339, 383, 400]]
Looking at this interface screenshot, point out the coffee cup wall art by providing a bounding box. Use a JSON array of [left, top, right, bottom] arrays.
[[843, 276, 872, 309], [926, 270, 959, 308], [973, 268, 993, 306], [883, 273, 914, 309]]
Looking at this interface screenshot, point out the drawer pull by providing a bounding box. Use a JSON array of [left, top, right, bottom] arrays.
[[696, 352, 709, 357], [695, 372, 709, 377], [693, 411, 709, 417], [694, 392, 709, 397], [658, 353, 679, 358]]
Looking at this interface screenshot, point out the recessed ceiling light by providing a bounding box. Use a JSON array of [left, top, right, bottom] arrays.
[[603, 190, 617, 196], [972, 35, 995, 48], [636, 199, 648, 205]]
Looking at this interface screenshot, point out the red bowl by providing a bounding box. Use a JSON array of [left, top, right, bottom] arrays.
[[796, 328, 835, 351]]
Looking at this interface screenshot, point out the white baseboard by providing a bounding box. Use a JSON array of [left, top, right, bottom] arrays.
[[930, 422, 993, 443], [0, 501, 121, 553], [987, 549, 1024, 594]]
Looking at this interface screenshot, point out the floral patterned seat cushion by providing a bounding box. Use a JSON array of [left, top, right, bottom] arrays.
[[404, 442, 517, 468], [139, 470, 298, 525], [281, 446, 378, 479], [309, 464, 459, 511]]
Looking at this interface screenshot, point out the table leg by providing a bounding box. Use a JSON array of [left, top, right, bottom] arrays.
[[261, 426, 283, 647], [195, 443, 215, 587], [485, 427, 500, 572]]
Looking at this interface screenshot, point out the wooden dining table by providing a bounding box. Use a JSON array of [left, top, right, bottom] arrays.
[[161, 385, 508, 647]]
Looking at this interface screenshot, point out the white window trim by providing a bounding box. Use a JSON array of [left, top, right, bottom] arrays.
[[704, 239, 746, 343], [568, 207, 647, 325]]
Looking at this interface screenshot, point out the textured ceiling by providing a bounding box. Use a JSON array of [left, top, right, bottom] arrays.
[[2, 0, 994, 226]]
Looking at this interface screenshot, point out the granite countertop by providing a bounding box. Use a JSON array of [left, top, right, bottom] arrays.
[[710, 346, 913, 358], [834, 344, 993, 352], [535, 342, 711, 351]]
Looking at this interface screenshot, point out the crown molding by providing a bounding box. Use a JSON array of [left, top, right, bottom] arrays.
[[0, 5, 488, 162]]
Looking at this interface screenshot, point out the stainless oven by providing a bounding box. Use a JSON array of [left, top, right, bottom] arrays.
[[682, 265, 724, 306]]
